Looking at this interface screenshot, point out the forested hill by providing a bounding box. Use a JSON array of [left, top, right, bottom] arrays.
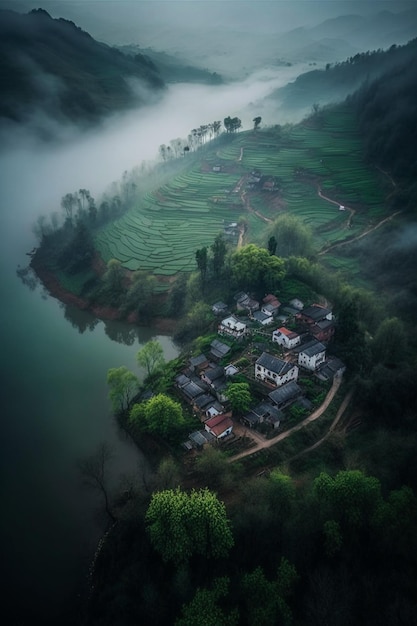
[[0, 8, 164, 126], [272, 37, 417, 118]]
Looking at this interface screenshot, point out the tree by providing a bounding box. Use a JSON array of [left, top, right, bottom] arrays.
[[253, 116, 262, 130], [226, 382, 252, 415], [211, 234, 227, 278], [268, 235, 277, 255], [130, 393, 184, 438], [195, 246, 208, 283], [124, 271, 156, 321], [268, 214, 314, 258], [176, 577, 238, 626], [102, 258, 124, 293], [371, 317, 406, 367], [107, 366, 139, 412], [145, 487, 234, 563], [231, 244, 285, 292], [78, 442, 116, 522], [136, 340, 164, 377]]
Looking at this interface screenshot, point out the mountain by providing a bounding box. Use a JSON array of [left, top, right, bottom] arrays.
[[269, 37, 417, 117], [0, 8, 164, 127]]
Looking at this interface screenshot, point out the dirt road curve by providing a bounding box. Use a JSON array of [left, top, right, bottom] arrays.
[[228, 373, 343, 463]]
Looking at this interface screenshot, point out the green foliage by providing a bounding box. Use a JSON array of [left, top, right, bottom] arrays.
[[130, 393, 184, 439], [176, 577, 238, 626], [230, 244, 286, 292], [145, 487, 234, 563], [136, 340, 165, 377], [323, 519, 343, 557], [225, 382, 252, 415], [268, 214, 314, 258], [106, 366, 139, 413], [371, 317, 407, 366], [123, 271, 157, 321], [194, 447, 242, 491]]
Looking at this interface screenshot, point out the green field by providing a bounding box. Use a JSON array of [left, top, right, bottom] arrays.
[[95, 106, 391, 281]]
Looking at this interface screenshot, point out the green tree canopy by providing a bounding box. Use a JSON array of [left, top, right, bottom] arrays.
[[176, 577, 238, 626], [231, 244, 285, 292], [136, 340, 165, 377], [225, 382, 252, 415], [145, 487, 234, 563], [107, 366, 139, 413], [268, 214, 314, 258], [130, 393, 184, 439]]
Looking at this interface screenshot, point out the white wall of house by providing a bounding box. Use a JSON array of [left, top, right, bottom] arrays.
[[298, 350, 325, 371], [255, 363, 299, 386], [272, 329, 301, 349], [218, 316, 247, 339]]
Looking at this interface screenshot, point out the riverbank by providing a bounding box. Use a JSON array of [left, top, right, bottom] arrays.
[[30, 252, 179, 335]]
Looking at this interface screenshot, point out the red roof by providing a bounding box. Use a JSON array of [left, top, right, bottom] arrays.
[[277, 326, 298, 338], [205, 413, 233, 437]]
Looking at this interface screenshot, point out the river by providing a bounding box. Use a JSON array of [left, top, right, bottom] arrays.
[[0, 155, 178, 625]]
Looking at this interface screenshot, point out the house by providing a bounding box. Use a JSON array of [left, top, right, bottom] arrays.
[[188, 430, 215, 449], [234, 291, 259, 313], [193, 393, 218, 413], [316, 357, 346, 382], [224, 363, 239, 377], [252, 310, 275, 326], [218, 315, 247, 340], [296, 304, 335, 342], [201, 366, 228, 402], [212, 165, 222, 172], [273, 327, 301, 349], [297, 340, 326, 371], [255, 352, 299, 386], [205, 413, 233, 439], [189, 353, 209, 373], [262, 294, 281, 316], [242, 402, 283, 429], [210, 339, 231, 361], [289, 298, 304, 311], [212, 301, 228, 316], [269, 382, 303, 409], [181, 380, 207, 403]]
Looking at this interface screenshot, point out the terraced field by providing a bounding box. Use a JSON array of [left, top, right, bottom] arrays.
[[94, 105, 390, 282]]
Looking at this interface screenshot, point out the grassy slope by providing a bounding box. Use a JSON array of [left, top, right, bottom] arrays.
[[95, 104, 390, 287]]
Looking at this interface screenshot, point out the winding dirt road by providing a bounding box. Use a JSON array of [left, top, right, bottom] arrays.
[[228, 373, 343, 463]]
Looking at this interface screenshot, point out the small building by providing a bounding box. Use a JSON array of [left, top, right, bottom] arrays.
[[218, 315, 247, 340], [255, 352, 299, 387], [210, 339, 231, 361], [182, 380, 207, 403], [242, 402, 283, 429], [224, 363, 239, 377], [212, 301, 228, 316], [269, 382, 303, 409], [316, 357, 346, 381], [252, 310, 275, 326], [205, 413, 233, 439], [289, 298, 304, 311], [297, 304, 333, 324], [189, 353, 209, 373], [234, 291, 259, 314], [298, 340, 326, 371], [273, 327, 301, 350], [188, 430, 215, 449]]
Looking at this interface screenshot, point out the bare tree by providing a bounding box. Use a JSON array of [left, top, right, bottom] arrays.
[[78, 442, 116, 523]]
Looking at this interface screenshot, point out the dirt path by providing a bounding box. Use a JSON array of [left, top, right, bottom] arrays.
[[228, 373, 343, 463], [317, 186, 355, 228], [288, 389, 353, 462]]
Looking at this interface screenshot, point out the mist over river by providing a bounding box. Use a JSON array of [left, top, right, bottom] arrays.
[[0, 69, 306, 624]]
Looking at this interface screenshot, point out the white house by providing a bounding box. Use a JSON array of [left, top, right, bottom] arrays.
[[255, 352, 299, 386], [273, 327, 301, 349], [218, 315, 247, 340], [205, 413, 233, 439], [298, 340, 326, 371]]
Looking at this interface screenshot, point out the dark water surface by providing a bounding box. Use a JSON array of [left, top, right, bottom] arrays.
[[0, 150, 178, 624]]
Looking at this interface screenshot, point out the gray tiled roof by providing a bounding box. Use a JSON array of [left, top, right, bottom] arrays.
[[256, 352, 294, 375]]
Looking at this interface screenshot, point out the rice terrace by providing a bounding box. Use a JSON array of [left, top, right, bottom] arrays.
[[94, 105, 391, 285]]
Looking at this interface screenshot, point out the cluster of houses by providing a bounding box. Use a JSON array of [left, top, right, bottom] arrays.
[[180, 292, 345, 449]]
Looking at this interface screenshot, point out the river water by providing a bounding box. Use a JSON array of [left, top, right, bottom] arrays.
[[0, 153, 178, 624]]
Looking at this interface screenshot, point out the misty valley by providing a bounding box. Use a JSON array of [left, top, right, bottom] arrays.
[[2, 2, 417, 626]]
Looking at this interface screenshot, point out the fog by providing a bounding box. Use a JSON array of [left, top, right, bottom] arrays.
[[0, 63, 311, 246]]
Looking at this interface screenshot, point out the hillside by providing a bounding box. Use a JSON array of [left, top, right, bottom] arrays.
[[0, 8, 164, 126], [270, 37, 417, 116]]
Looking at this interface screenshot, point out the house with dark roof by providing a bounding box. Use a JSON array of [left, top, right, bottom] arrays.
[[252, 310, 275, 326], [242, 401, 283, 429], [316, 357, 346, 381], [201, 366, 228, 402], [181, 380, 207, 402], [269, 382, 303, 409], [189, 353, 209, 373], [205, 413, 233, 439], [210, 339, 231, 361], [212, 301, 228, 316], [255, 352, 299, 386], [298, 340, 326, 371], [296, 304, 335, 341], [234, 291, 259, 314], [262, 294, 281, 316], [273, 326, 301, 349]]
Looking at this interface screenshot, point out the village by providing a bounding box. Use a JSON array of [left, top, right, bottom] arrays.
[[176, 290, 345, 454]]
